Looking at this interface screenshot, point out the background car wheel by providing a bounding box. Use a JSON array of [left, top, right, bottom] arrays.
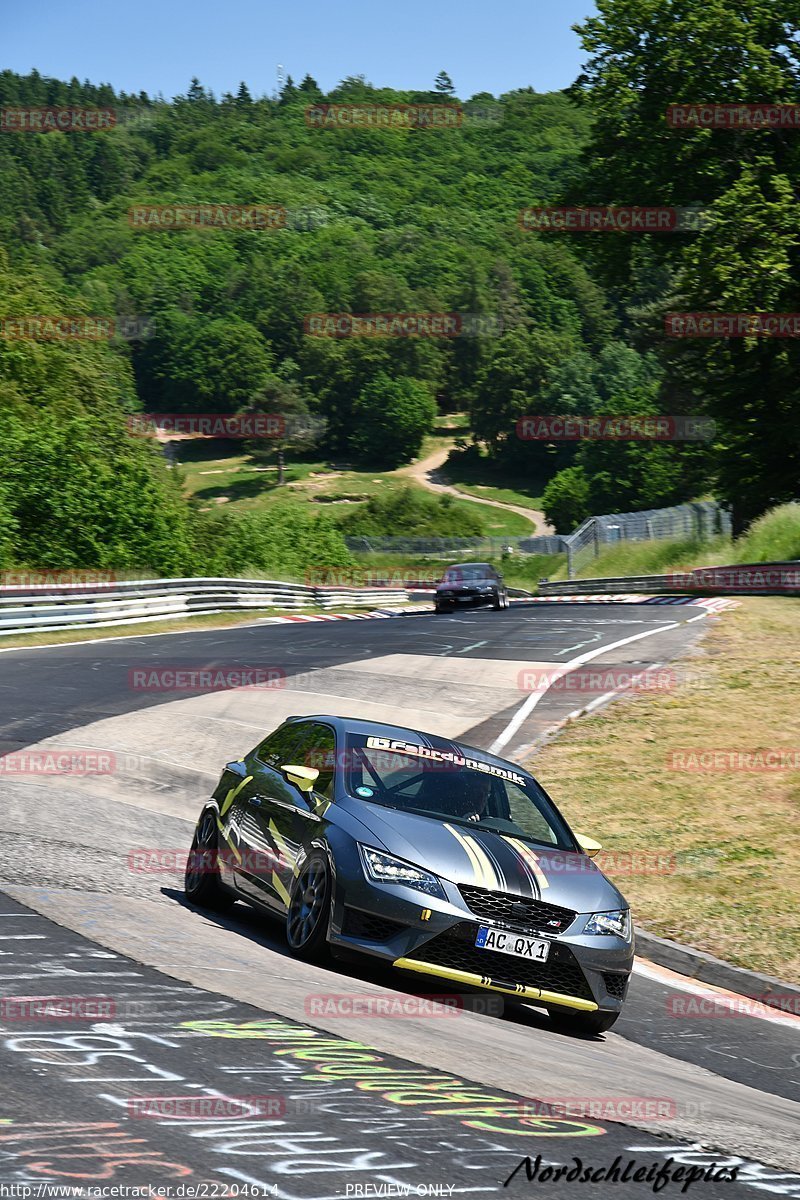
[[286, 854, 332, 961], [547, 1006, 620, 1037], [184, 809, 234, 912]]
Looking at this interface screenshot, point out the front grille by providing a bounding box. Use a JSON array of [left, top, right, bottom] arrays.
[[459, 884, 577, 934], [603, 972, 629, 1000], [406, 922, 594, 1000], [342, 908, 404, 942]]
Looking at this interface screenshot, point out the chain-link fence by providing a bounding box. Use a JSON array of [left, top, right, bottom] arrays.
[[345, 501, 730, 573], [561, 501, 731, 578]]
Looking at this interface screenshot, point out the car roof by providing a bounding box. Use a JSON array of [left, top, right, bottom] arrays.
[[286, 714, 528, 774], [443, 562, 494, 571]]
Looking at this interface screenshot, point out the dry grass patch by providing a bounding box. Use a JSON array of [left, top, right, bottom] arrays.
[[529, 597, 800, 980]]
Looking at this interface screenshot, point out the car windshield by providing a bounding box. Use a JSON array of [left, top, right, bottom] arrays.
[[344, 734, 576, 851], [442, 566, 490, 583]]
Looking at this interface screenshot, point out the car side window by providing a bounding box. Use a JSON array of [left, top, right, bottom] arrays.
[[256, 722, 309, 768], [302, 723, 337, 799]]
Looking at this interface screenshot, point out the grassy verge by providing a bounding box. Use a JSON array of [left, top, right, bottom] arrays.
[[450, 482, 545, 511], [529, 597, 800, 979], [175, 442, 535, 539], [443, 446, 549, 512], [549, 535, 733, 580]]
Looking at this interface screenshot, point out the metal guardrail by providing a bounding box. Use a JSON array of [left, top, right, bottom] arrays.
[[539, 562, 800, 597], [0, 577, 410, 637]]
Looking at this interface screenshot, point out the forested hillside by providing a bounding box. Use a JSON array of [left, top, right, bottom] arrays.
[[1, 10, 797, 572]]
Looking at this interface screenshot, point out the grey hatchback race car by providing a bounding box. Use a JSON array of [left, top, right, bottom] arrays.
[[185, 715, 633, 1036]]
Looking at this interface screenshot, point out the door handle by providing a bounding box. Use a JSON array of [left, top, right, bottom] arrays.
[[251, 796, 264, 807]]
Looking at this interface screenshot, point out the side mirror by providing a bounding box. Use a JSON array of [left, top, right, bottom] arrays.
[[225, 760, 247, 778], [281, 764, 319, 794], [576, 834, 602, 858]]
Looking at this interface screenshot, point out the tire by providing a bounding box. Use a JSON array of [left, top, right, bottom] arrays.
[[184, 808, 234, 912], [492, 591, 502, 611], [547, 1006, 621, 1037], [286, 853, 332, 961]]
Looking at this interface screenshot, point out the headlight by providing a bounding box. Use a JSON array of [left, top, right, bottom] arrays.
[[359, 845, 446, 898], [584, 910, 630, 938]]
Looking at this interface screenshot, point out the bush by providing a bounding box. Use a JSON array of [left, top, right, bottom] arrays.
[[541, 467, 591, 533], [351, 375, 436, 468], [192, 504, 353, 578], [732, 503, 800, 563], [339, 487, 485, 538]]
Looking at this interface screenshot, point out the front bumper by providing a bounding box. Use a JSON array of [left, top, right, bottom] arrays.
[[330, 860, 632, 1013], [436, 589, 496, 608]]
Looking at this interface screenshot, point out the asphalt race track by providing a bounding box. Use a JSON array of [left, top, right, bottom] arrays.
[[1, 602, 798, 1198]]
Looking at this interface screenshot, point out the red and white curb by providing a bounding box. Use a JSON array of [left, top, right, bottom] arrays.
[[258, 606, 428, 625], [529, 594, 738, 610], [258, 595, 738, 626]]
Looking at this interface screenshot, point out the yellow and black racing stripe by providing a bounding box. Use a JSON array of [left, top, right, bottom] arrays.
[[501, 835, 550, 892]]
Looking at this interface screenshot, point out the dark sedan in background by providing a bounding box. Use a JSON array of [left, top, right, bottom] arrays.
[[185, 715, 632, 1036], [434, 562, 509, 612]]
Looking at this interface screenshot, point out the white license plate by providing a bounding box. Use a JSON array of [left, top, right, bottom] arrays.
[[475, 926, 550, 962]]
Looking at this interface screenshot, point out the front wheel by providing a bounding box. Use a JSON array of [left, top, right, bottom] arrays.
[[286, 854, 332, 961], [184, 808, 234, 912], [547, 1006, 620, 1037]]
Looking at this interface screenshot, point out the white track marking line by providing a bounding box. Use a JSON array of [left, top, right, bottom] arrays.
[[489, 618, 695, 754]]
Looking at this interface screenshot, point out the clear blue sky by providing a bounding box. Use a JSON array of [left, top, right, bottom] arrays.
[[3, 0, 596, 100]]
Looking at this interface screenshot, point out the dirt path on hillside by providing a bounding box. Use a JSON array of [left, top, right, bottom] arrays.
[[395, 441, 554, 535]]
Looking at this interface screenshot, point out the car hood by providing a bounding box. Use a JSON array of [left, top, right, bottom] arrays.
[[437, 580, 490, 590], [338, 795, 627, 914]]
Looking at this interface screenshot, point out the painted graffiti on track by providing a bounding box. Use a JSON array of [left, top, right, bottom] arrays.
[[0, 896, 797, 1197]]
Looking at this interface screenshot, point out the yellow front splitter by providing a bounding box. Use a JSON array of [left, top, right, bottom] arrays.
[[393, 957, 598, 1012]]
